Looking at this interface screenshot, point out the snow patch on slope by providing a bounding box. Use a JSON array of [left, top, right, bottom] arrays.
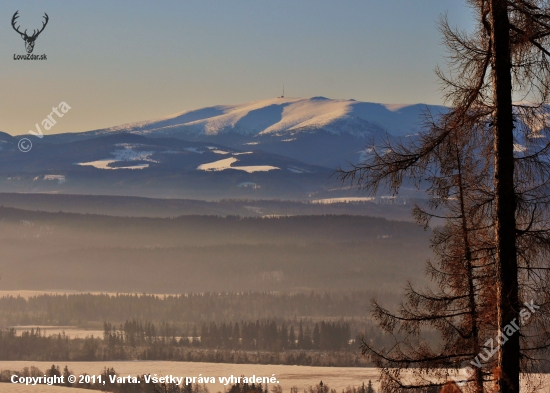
[[76, 144, 156, 170], [197, 157, 279, 173], [77, 160, 149, 170]]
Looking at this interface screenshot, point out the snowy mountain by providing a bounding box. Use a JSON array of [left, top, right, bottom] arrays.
[[48, 97, 445, 168], [0, 97, 446, 199], [81, 96, 443, 138]]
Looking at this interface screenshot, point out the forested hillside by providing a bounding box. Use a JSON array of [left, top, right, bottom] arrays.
[[0, 208, 431, 293]]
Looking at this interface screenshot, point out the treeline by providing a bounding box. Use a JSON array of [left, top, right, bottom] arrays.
[[0, 192, 419, 219], [137, 347, 368, 367], [104, 319, 351, 351], [0, 291, 395, 326], [0, 326, 343, 365], [0, 328, 82, 361], [0, 325, 375, 366], [0, 207, 424, 246]]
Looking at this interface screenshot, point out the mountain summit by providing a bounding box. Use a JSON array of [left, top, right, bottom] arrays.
[[52, 97, 443, 168], [85, 97, 444, 139], [1, 97, 443, 199]]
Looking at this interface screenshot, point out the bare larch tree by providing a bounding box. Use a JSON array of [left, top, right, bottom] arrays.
[[339, 1, 550, 392]]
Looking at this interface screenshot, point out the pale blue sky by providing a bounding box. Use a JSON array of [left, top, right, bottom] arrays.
[[0, 1, 473, 135]]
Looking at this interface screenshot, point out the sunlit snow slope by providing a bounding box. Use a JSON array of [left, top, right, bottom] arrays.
[[90, 97, 445, 138]]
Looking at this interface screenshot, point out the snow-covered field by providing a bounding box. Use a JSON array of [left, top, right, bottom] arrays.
[[0, 290, 186, 299], [77, 159, 117, 169], [77, 146, 157, 170], [197, 157, 279, 173], [312, 197, 376, 204], [5, 326, 103, 339], [0, 385, 91, 393], [77, 160, 149, 170]]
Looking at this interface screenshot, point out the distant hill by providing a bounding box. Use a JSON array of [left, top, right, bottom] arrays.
[[43, 97, 446, 168], [0, 192, 420, 221], [1, 97, 443, 199], [0, 207, 431, 293]]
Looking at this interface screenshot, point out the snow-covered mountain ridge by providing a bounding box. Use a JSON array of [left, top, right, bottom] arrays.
[[88, 97, 446, 138], [0, 97, 450, 198], [37, 97, 447, 169]]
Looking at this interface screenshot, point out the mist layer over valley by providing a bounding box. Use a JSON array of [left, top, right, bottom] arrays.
[[0, 202, 430, 293]]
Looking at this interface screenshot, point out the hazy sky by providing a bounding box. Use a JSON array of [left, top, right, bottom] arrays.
[[0, 1, 473, 135]]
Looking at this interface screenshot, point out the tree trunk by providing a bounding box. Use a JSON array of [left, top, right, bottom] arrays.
[[488, 1, 520, 392], [456, 144, 484, 393]]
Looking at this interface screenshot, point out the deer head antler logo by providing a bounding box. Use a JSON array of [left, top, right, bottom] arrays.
[[11, 11, 49, 54]]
